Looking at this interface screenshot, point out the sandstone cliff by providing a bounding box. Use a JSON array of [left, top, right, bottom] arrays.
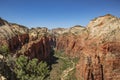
[[0, 19, 29, 51], [56, 14, 120, 80], [0, 18, 54, 62], [56, 25, 88, 56], [0, 14, 120, 80]]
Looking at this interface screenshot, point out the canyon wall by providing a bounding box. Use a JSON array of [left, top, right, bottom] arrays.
[[0, 19, 54, 61], [0, 14, 120, 80], [0, 19, 29, 51], [56, 14, 120, 80]]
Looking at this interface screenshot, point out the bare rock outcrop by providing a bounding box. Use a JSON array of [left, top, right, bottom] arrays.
[[17, 36, 52, 61], [0, 14, 120, 80], [56, 14, 120, 80], [56, 26, 88, 56], [0, 18, 54, 62], [0, 19, 29, 51]]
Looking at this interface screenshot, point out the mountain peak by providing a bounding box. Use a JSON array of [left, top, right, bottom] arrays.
[[104, 14, 114, 17], [0, 17, 8, 26]]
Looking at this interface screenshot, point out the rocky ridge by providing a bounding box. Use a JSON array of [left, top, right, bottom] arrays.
[[0, 18, 54, 62], [56, 14, 120, 80], [0, 14, 120, 80]]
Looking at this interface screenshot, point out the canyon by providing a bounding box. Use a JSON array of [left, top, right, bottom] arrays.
[[0, 14, 120, 80]]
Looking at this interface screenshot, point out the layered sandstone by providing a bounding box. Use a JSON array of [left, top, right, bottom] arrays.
[[0, 14, 120, 80], [17, 36, 52, 61], [0, 19, 29, 51], [56, 26, 88, 56], [56, 14, 120, 80], [0, 18, 53, 62]]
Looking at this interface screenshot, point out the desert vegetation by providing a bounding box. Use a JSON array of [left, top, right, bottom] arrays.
[[0, 45, 79, 80], [0, 46, 50, 80], [49, 50, 79, 80]]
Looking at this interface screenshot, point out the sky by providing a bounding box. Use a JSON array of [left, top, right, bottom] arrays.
[[0, 0, 120, 29]]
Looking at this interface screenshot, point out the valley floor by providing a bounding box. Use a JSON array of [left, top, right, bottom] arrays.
[[48, 51, 79, 80]]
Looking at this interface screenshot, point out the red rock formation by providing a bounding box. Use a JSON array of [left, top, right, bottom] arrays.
[[8, 34, 29, 51], [0, 21, 29, 53], [17, 36, 53, 61], [0, 14, 120, 80], [76, 42, 120, 80], [56, 27, 88, 57], [0, 18, 55, 63], [56, 14, 120, 80]]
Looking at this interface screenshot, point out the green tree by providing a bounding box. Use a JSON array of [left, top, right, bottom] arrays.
[[14, 55, 49, 80], [0, 45, 9, 58], [0, 45, 10, 79]]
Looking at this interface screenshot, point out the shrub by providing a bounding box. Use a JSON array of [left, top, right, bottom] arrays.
[[0, 45, 9, 57]]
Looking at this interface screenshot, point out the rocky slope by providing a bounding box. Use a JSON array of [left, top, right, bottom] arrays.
[[0, 14, 120, 80], [76, 14, 120, 80], [0, 18, 29, 51], [0, 18, 54, 62], [56, 14, 120, 80], [56, 25, 88, 57]]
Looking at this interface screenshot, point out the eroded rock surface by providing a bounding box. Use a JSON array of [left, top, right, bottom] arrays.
[[0, 18, 54, 62], [56, 14, 120, 80], [0, 14, 120, 80]]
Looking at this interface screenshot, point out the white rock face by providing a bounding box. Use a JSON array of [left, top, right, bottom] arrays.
[[87, 14, 120, 43]]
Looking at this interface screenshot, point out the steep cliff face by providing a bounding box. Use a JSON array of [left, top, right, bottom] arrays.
[[76, 15, 120, 80], [0, 19, 29, 52], [17, 36, 52, 61], [0, 18, 53, 62], [0, 14, 120, 80], [21, 27, 55, 61], [76, 42, 120, 80], [56, 14, 120, 80], [56, 26, 88, 56]]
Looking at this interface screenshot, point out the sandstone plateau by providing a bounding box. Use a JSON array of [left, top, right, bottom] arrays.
[[0, 14, 120, 80]]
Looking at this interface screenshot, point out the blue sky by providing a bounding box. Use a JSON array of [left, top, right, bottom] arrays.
[[0, 0, 120, 29]]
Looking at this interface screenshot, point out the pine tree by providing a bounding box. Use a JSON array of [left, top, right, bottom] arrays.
[[0, 45, 10, 79], [14, 55, 49, 80]]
